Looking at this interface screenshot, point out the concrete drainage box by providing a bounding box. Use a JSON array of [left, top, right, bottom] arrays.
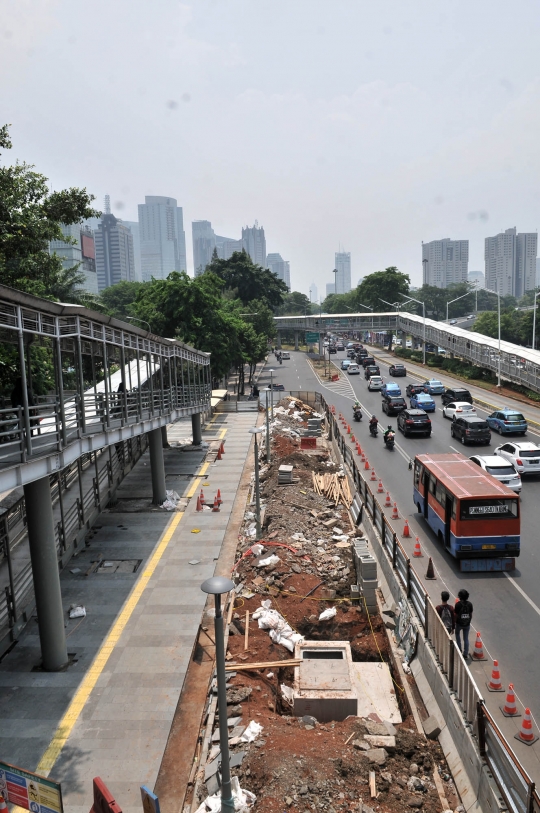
[[293, 641, 357, 722]]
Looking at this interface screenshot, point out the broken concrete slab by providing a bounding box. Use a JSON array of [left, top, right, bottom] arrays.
[[364, 734, 396, 751]]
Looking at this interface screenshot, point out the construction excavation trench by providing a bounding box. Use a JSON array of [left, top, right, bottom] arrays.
[[188, 397, 463, 813]]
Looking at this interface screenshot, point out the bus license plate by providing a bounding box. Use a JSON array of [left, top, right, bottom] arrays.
[[482, 544, 497, 550]]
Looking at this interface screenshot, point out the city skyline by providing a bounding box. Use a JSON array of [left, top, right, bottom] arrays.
[[422, 238, 469, 289]]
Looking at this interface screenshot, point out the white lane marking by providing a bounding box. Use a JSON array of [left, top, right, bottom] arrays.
[[504, 573, 540, 619], [449, 445, 461, 453]]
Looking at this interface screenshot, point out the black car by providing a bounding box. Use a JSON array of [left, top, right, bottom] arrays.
[[389, 363, 407, 376], [361, 356, 375, 368], [271, 382, 285, 391], [357, 349, 368, 359], [328, 346, 337, 354], [441, 387, 473, 406], [397, 408, 432, 437], [451, 416, 491, 445], [364, 364, 380, 379], [406, 382, 426, 397], [382, 395, 407, 416]]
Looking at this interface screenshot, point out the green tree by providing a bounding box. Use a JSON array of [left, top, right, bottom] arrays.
[[100, 280, 145, 319], [206, 250, 288, 308], [356, 267, 410, 311], [320, 290, 358, 314], [0, 124, 99, 297], [275, 291, 311, 315]]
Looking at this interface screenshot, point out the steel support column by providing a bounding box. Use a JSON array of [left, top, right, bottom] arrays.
[[148, 427, 167, 505], [191, 412, 202, 446], [294, 331, 299, 351], [161, 425, 170, 448], [276, 331, 282, 349], [24, 476, 68, 671]]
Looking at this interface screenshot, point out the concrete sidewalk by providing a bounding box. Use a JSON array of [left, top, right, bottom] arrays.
[[0, 411, 257, 813]]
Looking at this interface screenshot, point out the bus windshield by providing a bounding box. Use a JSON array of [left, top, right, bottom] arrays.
[[460, 499, 519, 520]]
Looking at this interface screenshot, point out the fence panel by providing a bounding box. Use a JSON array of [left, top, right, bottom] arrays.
[[484, 716, 529, 813]]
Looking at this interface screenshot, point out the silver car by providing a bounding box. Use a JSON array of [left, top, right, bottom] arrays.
[[494, 441, 540, 475], [368, 375, 383, 392], [469, 455, 522, 493], [442, 401, 477, 420]]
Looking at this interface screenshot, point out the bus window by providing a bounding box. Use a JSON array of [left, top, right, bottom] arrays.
[[414, 462, 423, 489], [435, 481, 446, 506], [460, 499, 519, 520], [429, 475, 437, 496]]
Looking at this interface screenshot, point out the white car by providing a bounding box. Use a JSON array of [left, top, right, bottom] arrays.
[[406, 340, 412, 348], [469, 455, 522, 493], [442, 401, 477, 420], [347, 363, 360, 375], [281, 351, 290, 359], [368, 375, 383, 391], [494, 441, 540, 475]]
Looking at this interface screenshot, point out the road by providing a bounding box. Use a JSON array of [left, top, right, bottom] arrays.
[[260, 347, 540, 782]]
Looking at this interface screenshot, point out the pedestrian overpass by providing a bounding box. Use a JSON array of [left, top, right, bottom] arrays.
[[274, 312, 540, 393], [0, 284, 211, 671]]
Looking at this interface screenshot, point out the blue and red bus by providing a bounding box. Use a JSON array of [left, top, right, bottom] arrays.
[[413, 453, 520, 567]]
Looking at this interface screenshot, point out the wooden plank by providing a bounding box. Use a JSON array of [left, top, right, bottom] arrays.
[[244, 610, 250, 651], [369, 770, 377, 798], [225, 659, 301, 671]]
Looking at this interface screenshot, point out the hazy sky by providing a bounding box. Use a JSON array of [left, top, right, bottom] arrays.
[[2, 0, 540, 295]]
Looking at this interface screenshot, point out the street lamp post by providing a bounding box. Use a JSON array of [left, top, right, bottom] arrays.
[[126, 316, 151, 332], [400, 294, 426, 364], [446, 291, 472, 322], [532, 291, 540, 351], [200, 576, 236, 813], [249, 426, 264, 540], [265, 388, 271, 461], [485, 288, 501, 387], [268, 368, 275, 420]]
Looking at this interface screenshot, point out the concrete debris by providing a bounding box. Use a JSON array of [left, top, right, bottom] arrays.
[[240, 721, 263, 742], [68, 605, 86, 619], [194, 776, 256, 813], [161, 489, 181, 511], [251, 600, 304, 653]]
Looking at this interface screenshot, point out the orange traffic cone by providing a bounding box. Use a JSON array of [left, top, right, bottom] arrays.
[[216, 446, 222, 460], [487, 660, 504, 692], [216, 489, 223, 505], [402, 520, 411, 538], [392, 502, 399, 520], [196, 495, 202, 511], [377, 480, 384, 493], [351, 434, 355, 443], [212, 496, 220, 512], [501, 684, 521, 717], [347, 424, 351, 435], [370, 468, 377, 481], [0, 795, 7, 813], [357, 444, 362, 456], [515, 708, 539, 745], [364, 458, 370, 470], [472, 631, 487, 661], [219, 441, 225, 455], [413, 537, 422, 557], [199, 489, 206, 505], [385, 491, 392, 507]]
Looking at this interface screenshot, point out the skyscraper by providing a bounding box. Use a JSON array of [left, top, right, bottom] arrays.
[[123, 221, 142, 282], [192, 221, 216, 276], [95, 198, 135, 291], [242, 222, 266, 267], [49, 223, 98, 295], [266, 253, 290, 290], [138, 196, 186, 282], [326, 283, 336, 297], [468, 270, 485, 289], [334, 252, 351, 294], [422, 239, 469, 288], [485, 228, 537, 297], [215, 234, 243, 260]]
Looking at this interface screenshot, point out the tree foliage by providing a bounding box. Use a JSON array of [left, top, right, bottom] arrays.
[[0, 124, 99, 298], [275, 291, 311, 315], [100, 280, 144, 319], [206, 250, 288, 308], [321, 267, 410, 313]]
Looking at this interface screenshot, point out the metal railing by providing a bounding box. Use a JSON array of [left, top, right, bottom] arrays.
[[0, 434, 149, 657], [319, 395, 540, 812]]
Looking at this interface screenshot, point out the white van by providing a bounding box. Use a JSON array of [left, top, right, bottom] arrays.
[[281, 351, 290, 359]]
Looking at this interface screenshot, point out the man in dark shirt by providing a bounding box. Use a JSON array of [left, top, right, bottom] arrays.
[[435, 591, 455, 634], [454, 588, 473, 659]]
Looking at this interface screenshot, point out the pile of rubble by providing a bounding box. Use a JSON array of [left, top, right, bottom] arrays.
[[190, 397, 462, 813]]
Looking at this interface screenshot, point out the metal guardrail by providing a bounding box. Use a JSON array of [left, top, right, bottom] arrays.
[[0, 434, 149, 657], [317, 394, 540, 812]]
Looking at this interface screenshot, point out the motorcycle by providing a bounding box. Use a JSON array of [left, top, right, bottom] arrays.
[[353, 407, 362, 422], [384, 432, 395, 450], [369, 421, 378, 437], [279, 357, 282, 364]]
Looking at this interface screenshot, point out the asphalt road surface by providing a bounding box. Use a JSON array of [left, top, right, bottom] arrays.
[[260, 347, 540, 781]]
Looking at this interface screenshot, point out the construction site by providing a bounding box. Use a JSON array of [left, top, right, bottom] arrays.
[[185, 397, 463, 813]]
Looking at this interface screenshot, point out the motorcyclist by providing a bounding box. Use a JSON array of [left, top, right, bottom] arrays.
[[369, 414, 378, 435], [384, 424, 395, 443]]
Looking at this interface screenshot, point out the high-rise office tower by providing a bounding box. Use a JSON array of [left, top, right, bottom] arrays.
[[485, 228, 537, 297], [309, 283, 318, 302], [215, 234, 243, 260], [334, 252, 352, 294], [468, 270, 485, 289], [95, 198, 135, 291], [123, 221, 142, 282], [536, 258, 540, 288], [138, 196, 186, 281], [266, 253, 290, 290], [49, 223, 99, 295], [192, 221, 216, 276], [422, 239, 469, 288], [242, 222, 266, 267], [326, 283, 336, 297]]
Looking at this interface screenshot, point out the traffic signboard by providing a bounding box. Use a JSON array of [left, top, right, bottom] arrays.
[[0, 762, 63, 813], [140, 786, 160, 813], [305, 332, 320, 343]]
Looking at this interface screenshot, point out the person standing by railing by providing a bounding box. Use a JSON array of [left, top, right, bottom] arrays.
[[455, 588, 473, 659], [435, 591, 456, 635]]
